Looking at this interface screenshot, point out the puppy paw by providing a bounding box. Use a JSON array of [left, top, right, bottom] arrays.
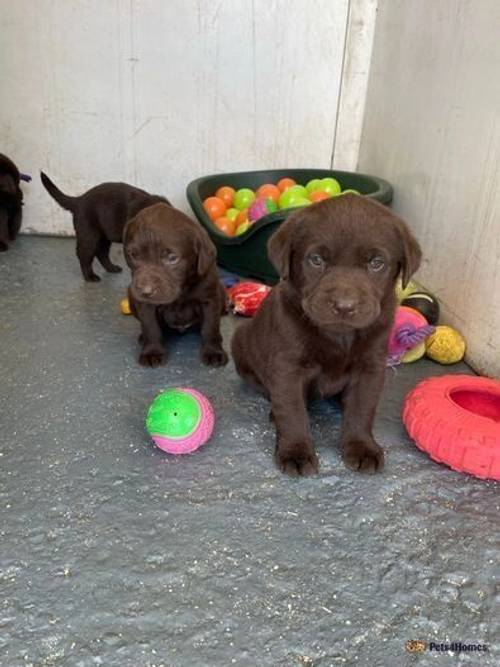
[[201, 345, 229, 367], [139, 345, 166, 368], [342, 439, 384, 474], [276, 443, 319, 477], [106, 264, 122, 273], [84, 273, 101, 283]]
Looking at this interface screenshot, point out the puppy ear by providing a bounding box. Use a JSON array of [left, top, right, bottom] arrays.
[[123, 215, 139, 245], [196, 225, 217, 275], [395, 217, 422, 288], [267, 211, 302, 280]]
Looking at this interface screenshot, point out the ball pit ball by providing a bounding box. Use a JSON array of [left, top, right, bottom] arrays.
[[233, 188, 255, 210], [236, 208, 249, 226], [226, 207, 239, 222], [277, 177, 296, 192], [214, 216, 236, 236], [215, 186, 235, 207], [204, 176, 364, 236], [319, 177, 341, 196], [203, 196, 226, 221], [286, 184, 308, 199], [309, 190, 330, 203], [248, 198, 278, 222], [256, 183, 280, 203], [279, 189, 310, 209], [236, 221, 251, 235], [146, 388, 215, 454], [341, 189, 360, 195], [426, 325, 466, 364], [279, 188, 312, 209], [306, 178, 322, 194], [289, 196, 311, 209]]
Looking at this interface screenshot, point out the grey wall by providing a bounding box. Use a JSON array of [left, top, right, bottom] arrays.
[[358, 0, 500, 376]]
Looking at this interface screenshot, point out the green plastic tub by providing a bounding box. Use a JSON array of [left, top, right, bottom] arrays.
[[186, 169, 393, 284]]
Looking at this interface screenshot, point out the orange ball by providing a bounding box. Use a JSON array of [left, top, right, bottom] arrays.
[[277, 177, 297, 193], [236, 208, 248, 226], [214, 216, 236, 236], [203, 196, 226, 221], [256, 183, 281, 203], [309, 190, 330, 203], [215, 186, 235, 208]]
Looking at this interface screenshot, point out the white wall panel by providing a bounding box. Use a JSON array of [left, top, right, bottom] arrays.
[[0, 0, 362, 235], [359, 0, 500, 375]]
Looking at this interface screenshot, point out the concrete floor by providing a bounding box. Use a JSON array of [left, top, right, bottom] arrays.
[[0, 236, 498, 667]]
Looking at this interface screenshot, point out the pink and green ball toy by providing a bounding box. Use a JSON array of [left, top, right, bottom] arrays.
[[146, 388, 214, 454]]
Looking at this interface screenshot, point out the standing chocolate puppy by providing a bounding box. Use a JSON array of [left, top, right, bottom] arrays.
[[124, 203, 228, 368], [0, 154, 23, 251], [232, 195, 421, 476], [40, 172, 168, 282]]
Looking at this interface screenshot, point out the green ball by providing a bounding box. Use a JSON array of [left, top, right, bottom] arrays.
[[341, 188, 360, 195], [146, 389, 201, 439], [236, 221, 251, 235], [319, 177, 341, 196], [281, 195, 311, 210], [279, 190, 310, 209], [306, 179, 322, 194], [226, 207, 239, 222], [286, 184, 308, 199], [234, 188, 255, 210], [265, 199, 278, 214]]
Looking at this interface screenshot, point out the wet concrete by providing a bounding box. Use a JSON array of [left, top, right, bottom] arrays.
[[0, 236, 498, 667]]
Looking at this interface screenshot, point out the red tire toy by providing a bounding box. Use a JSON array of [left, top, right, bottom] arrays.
[[403, 375, 500, 480]]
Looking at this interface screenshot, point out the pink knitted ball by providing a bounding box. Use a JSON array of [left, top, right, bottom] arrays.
[[388, 306, 433, 364]]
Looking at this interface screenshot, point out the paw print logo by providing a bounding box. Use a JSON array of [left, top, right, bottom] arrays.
[[406, 640, 427, 653]]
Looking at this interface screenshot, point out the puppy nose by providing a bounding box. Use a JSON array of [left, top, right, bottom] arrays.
[[136, 281, 156, 298], [332, 297, 357, 317]]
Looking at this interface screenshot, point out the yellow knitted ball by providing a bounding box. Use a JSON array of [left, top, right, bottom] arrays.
[[401, 341, 426, 363], [425, 325, 465, 364], [120, 297, 131, 315]]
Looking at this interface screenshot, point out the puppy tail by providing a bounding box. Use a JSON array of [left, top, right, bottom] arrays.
[[40, 171, 77, 212]]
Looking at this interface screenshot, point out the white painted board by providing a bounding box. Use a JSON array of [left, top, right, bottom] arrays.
[[1, 0, 354, 235]]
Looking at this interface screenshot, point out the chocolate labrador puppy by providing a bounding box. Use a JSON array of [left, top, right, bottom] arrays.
[[124, 202, 228, 368], [0, 153, 23, 251], [232, 194, 421, 476], [40, 172, 168, 282]]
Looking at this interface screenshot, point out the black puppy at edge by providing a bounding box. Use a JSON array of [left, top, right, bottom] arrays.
[[40, 172, 168, 282], [0, 154, 24, 252], [124, 202, 228, 368]]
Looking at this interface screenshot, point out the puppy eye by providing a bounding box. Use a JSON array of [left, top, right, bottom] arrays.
[[368, 256, 385, 271], [127, 249, 137, 260], [308, 253, 325, 269], [163, 252, 179, 265]]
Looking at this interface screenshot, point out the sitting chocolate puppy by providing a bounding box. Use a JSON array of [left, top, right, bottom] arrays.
[[40, 172, 168, 282], [124, 202, 228, 368], [232, 195, 421, 476], [0, 153, 24, 251]]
